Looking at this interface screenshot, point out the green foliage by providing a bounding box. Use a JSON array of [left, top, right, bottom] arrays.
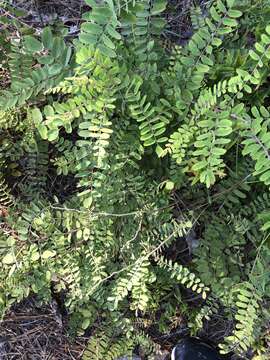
[[82, 331, 133, 360], [0, 174, 14, 207], [0, 24, 73, 110], [242, 106, 270, 186], [82, 327, 160, 360], [1, 0, 270, 359], [194, 210, 251, 298], [80, 0, 122, 58], [219, 284, 261, 354], [127, 76, 171, 150], [158, 256, 210, 300]]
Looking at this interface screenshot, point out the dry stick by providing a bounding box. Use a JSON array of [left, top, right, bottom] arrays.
[[1, 9, 32, 28], [121, 217, 143, 252], [1, 314, 54, 321], [87, 205, 208, 296], [49, 171, 250, 217]]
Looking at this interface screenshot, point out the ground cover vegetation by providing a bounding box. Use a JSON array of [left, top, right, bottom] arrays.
[[0, 0, 269, 358]]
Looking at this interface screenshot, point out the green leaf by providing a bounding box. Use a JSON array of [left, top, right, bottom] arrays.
[[2, 253, 16, 265], [228, 9, 242, 18], [201, 55, 213, 66], [107, 25, 121, 40], [38, 55, 54, 65], [102, 34, 116, 49], [78, 129, 90, 138], [155, 145, 164, 157], [24, 36, 43, 52], [212, 147, 226, 156], [216, 127, 232, 136], [205, 170, 215, 188], [81, 318, 91, 330], [196, 64, 210, 73], [44, 105, 55, 117], [42, 250, 56, 259], [144, 138, 155, 146], [219, 119, 232, 127], [51, 37, 65, 58], [151, 0, 167, 15], [188, 40, 199, 55], [48, 63, 62, 76], [192, 160, 208, 171], [226, 0, 235, 7], [42, 27, 53, 49], [79, 33, 98, 46], [32, 108, 43, 124], [37, 124, 48, 139], [97, 44, 116, 58], [83, 196, 93, 208], [210, 6, 221, 22], [223, 18, 238, 27], [235, 301, 249, 309], [238, 293, 250, 302], [31, 252, 40, 262], [202, 291, 207, 300], [47, 129, 59, 141], [218, 27, 233, 35], [81, 22, 102, 35], [266, 25, 270, 35], [212, 37, 222, 47], [85, 0, 96, 6], [165, 181, 174, 191], [261, 34, 270, 44], [249, 50, 260, 61], [237, 289, 253, 298], [217, 0, 227, 12]]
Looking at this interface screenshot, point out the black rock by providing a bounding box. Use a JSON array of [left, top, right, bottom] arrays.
[[171, 338, 223, 360]]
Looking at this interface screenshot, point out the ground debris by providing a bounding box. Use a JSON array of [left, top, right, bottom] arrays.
[[6, 0, 88, 33], [0, 297, 86, 359]]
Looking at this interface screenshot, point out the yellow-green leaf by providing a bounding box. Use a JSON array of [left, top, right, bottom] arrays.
[[2, 253, 16, 265], [42, 250, 56, 259]]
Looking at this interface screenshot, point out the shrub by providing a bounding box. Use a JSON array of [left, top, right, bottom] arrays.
[[0, 0, 269, 358]]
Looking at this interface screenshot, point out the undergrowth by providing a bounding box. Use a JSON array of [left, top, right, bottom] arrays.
[[0, 0, 270, 359]]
